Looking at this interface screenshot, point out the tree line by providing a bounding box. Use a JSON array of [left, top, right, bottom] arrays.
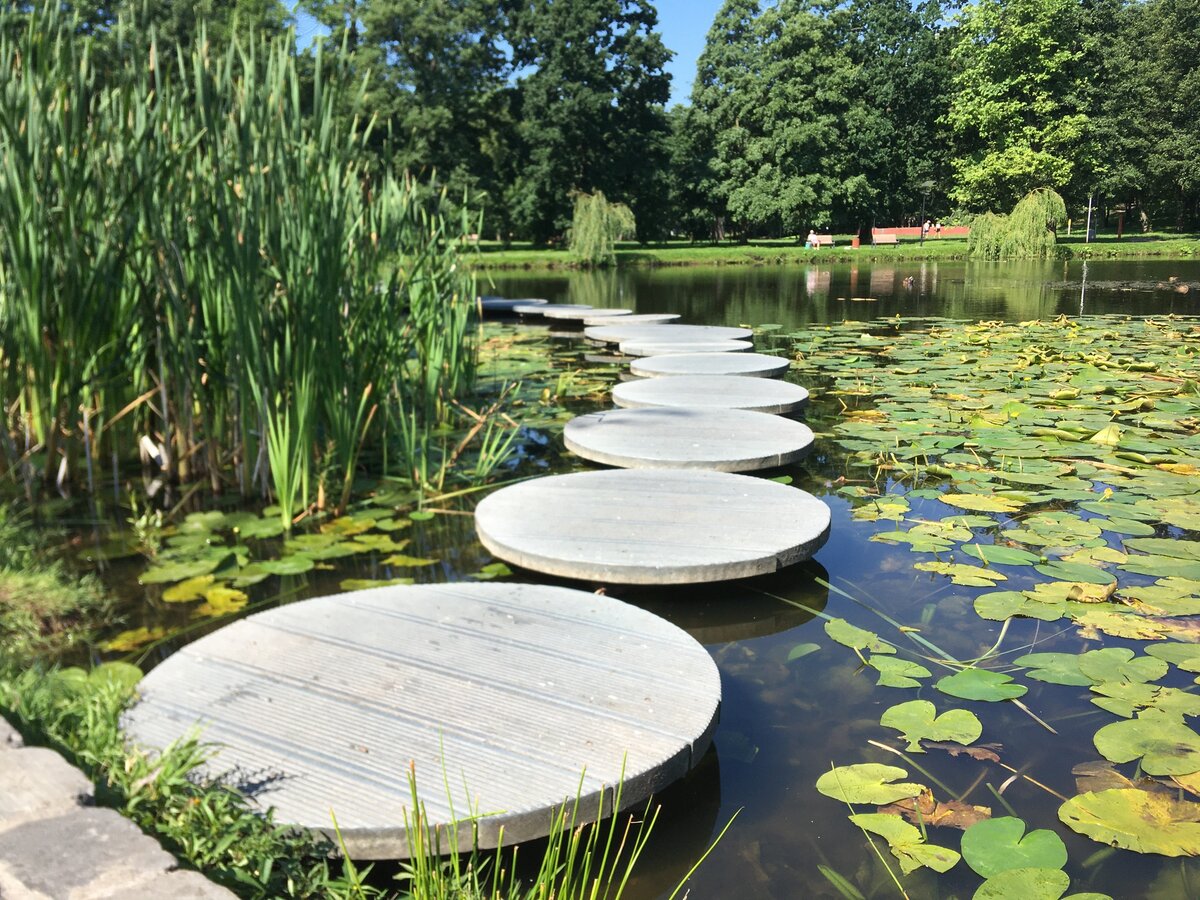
[[17, 0, 1200, 242]]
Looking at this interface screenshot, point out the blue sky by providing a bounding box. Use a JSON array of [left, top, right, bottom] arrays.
[[292, 1, 723, 107]]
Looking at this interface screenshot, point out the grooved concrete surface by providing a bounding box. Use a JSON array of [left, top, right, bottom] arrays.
[[584, 323, 754, 344], [475, 468, 831, 584], [0, 717, 235, 899], [564, 407, 814, 471], [514, 303, 592, 315], [619, 339, 753, 356], [631, 353, 790, 379], [612, 375, 810, 414], [122, 583, 720, 860], [582, 313, 680, 326], [542, 307, 631, 320]]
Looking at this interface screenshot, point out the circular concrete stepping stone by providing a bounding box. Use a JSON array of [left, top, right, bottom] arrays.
[[481, 297, 547, 312], [123, 583, 720, 859], [475, 468, 831, 584], [584, 323, 753, 344], [620, 339, 753, 357], [631, 353, 790, 379], [564, 407, 813, 472], [613, 375, 809, 414], [514, 303, 592, 316], [582, 312, 680, 326], [543, 307, 632, 320]]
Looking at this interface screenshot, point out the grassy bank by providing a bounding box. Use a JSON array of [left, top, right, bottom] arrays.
[[469, 233, 1199, 270]]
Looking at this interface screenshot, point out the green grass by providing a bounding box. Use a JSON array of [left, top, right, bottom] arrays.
[[468, 232, 1199, 270]]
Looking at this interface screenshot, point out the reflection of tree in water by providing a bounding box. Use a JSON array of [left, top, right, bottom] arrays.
[[565, 267, 626, 309]]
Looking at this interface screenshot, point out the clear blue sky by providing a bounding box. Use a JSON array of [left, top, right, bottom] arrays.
[[291, 1, 723, 107], [657, 0, 724, 106]]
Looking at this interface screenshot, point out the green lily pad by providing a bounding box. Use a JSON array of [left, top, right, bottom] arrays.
[[1059, 789, 1200, 856], [231, 516, 286, 539], [1093, 711, 1200, 775], [470, 562, 513, 580], [815, 764, 924, 805], [1034, 561, 1117, 585], [937, 668, 1027, 702], [257, 555, 315, 576], [1146, 643, 1200, 674], [959, 544, 1044, 566], [409, 510, 436, 521], [869, 657, 933, 689], [1090, 682, 1200, 720], [1014, 652, 1091, 686], [961, 817, 1068, 878], [1124, 539, 1200, 561], [975, 592, 1066, 622], [139, 553, 230, 585], [380, 553, 439, 567], [340, 577, 416, 590], [1077, 648, 1169, 685], [824, 618, 897, 655], [848, 813, 961, 874], [787, 643, 821, 662], [973, 867, 1071, 900], [941, 493, 1024, 514], [880, 700, 982, 752]]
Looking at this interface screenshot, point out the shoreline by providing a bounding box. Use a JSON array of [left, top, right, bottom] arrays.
[[467, 235, 1199, 271]]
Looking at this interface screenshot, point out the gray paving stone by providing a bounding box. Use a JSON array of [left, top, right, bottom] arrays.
[[630, 352, 790, 379], [0, 807, 174, 898], [612, 374, 809, 415], [619, 339, 753, 356], [118, 869, 239, 899], [0, 747, 93, 830], [584, 323, 753, 344], [581, 312, 679, 326]]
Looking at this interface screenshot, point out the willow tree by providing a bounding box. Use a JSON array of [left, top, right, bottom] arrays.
[[567, 191, 636, 267], [968, 188, 1068, 259]]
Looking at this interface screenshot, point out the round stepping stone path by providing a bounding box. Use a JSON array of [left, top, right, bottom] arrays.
[[514, 303, 592, 316], [564, 407, 813, 472], [631, 352, 789, 379], [582, 312, 680, 326], [543, 307, 632, 320], [613, 375, 809, 414], [474, 468, 831, 584], [122, 583, 720, 859], [619, 339, 753, 357], [481, 297, 547, 312], [584, 323, 753, 344]]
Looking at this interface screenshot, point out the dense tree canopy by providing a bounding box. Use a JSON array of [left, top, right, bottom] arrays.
[[13, 0, 1200, 238]]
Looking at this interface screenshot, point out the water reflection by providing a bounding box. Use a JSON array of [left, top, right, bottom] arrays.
[[488, 258, 1200, 328]]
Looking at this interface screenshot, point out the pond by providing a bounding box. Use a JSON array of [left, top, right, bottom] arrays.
[[80, 257, 1200, 898]]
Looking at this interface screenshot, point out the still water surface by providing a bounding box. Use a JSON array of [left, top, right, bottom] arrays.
[[98, 258, 1200, 898], [483, 258, 1200, 899]]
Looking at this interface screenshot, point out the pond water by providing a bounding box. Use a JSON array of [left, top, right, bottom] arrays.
[[79, 257, 1200, 898]]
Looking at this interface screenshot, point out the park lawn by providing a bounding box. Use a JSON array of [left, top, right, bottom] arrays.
[[468, 232, 1198, 270]]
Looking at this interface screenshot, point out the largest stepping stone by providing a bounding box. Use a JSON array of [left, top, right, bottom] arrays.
[[613, 374, 809, 415], [584, 323, 753, 344], [475, 468, 830, 584], [564, 407, 813, 472], [122, 583, 719, 859]]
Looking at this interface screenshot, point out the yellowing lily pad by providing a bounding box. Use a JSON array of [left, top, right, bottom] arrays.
[[941, 493, 1024, 514], [825, 618, 897, 656], [1059, 789, 1200, 856], [848, 813, 961, 874], [1093, 712, 1200, 775], [915, 560, 1008, 587], [815, 764, 924, 805], [972, 867, 1071, 900], [869, 657, 932, 689], [161, 575, 216, 603]]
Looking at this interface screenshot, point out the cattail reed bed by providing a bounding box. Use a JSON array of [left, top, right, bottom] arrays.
[[0, 4, 484, 528]]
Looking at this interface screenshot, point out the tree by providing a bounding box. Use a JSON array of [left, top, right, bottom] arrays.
[[567, 191, 636, 266], [841, 0, 955, 228], [946, 0, 1090, 212], [692, 0, 855, 237], [506, 0, 673, 243]]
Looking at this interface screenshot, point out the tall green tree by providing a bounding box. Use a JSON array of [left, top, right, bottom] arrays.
[[506, 0, 673, 243], [692, 0, 855, 236], [946, 0, 1091, 212], [841, 0, 954, 228]]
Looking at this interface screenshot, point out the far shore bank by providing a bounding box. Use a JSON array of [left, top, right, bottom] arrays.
[[468, 233, 1199, 271]]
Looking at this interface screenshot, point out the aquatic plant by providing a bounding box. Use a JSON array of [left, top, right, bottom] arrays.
[[0, 3, 480, 527]]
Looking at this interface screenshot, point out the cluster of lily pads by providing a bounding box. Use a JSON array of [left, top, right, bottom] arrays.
[[785, 316, 1200, 897]]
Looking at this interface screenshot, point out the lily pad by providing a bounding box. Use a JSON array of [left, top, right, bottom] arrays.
[[959, 544, 1044, 567], [973, 868, 1071, 900], [256, 555, 315, 576], [880, 700, 982, 752], [1090, 682, 1200, 720], [1059, 788, 1200, 856], [1093, 711, 1200, 775], [161, 575, 216, 603], [961, 816, 1068, 878], [937, 668, 1027, 702], [787, 642, 821, 662], [815, 764, 924, 805], [1077, 648, 1168, 685], [915, 560, 1008, 587], [824, 618, 897, 656], [1014, 652, 1090, 686], [941, 493, 1024, 514], [869, 657, 933, 689], [848, 813, 961, 874]]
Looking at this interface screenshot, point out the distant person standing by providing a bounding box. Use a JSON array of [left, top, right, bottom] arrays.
[[922, 220, 931, 239], [935, 220, 942, 238]]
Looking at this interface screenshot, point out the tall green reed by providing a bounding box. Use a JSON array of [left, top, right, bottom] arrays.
[[0, 3, 480, 526]]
